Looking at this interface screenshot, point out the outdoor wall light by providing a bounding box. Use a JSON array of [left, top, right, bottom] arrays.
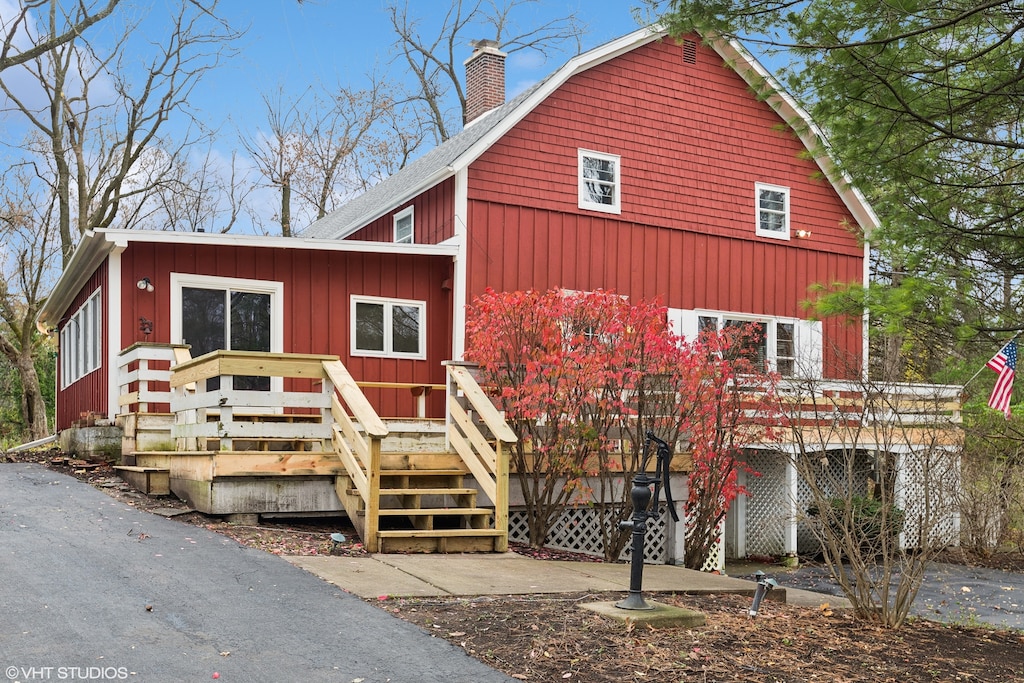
[[795, 230, 812, 239], [136, 277, 154, 292]]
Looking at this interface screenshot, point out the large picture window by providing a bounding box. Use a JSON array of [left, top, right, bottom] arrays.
[[578, 149, 621, 214], [351, 296, 426, 359], [60, 288, 102, 388]]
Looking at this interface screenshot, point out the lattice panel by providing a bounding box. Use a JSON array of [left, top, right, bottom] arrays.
[[509, 506, 669, 563], [795, 449, 872, 554], [744, 450, 788, 556], [898, 448, 961, 547]]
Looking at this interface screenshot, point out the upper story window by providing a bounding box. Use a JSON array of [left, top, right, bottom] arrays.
[[60, 288, 102, 388], [578, 149, 621, 214], [394, 207, 414, 244], [352, 295, 426, 359], [755, 183, 790, 239]]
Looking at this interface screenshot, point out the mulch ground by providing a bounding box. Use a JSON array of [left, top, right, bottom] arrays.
[[8, 448, 1024, 682]]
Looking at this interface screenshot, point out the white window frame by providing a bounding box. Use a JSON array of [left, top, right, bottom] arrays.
[[669, 308, 821, 379], [394, 206, 414, 244], [169, 273, 285, 394], [755, 182, 790, 240], [60, 288, 102, 388], [578, 149, 621, 214], [351, 295, 427, 360]]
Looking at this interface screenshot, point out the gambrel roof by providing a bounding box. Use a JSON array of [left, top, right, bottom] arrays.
[[302, 25, 879, 240]]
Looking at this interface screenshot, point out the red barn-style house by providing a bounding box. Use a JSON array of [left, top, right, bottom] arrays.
[[39, 27, 961, 562]]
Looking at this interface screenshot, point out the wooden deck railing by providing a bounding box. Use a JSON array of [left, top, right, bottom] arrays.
[[116, 342, 192, 414], [323, 360, 389, 551], [168, 351, 338, 451], [445, 362, 517, 551]]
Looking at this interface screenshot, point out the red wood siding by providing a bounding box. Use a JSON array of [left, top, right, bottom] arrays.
[[463, 35, 865, 374], [348, 178, 456, 244], [57, 262, 108, 431], [118, 242, 454, 418]]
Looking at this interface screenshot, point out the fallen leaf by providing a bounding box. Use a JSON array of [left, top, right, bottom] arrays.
[[448, 631, 466, 637], [219, 651, 230, 657]]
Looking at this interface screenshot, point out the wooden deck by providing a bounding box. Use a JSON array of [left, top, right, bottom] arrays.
[[116, 347, 514, 553]]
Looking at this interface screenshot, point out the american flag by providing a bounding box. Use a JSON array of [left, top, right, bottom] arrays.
[[987, 340, 1017, 418]]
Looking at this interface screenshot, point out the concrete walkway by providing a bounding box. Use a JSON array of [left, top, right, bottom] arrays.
[[285, 552, 849, 609]]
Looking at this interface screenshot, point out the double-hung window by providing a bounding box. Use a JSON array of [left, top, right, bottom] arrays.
[[60, 288, 102, 388], [394, 207, 414, 244], [578, 149, 621, 214], [755, 183, 790, 239], [352, 296, 426, 359], [693, 314, 807, 378]]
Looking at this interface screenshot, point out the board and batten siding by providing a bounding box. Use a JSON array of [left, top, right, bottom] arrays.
[[462, 34, 865, 377], [56, 262, 109, 431], [119, 242, 454, 418], [347, 178, 456, 244]]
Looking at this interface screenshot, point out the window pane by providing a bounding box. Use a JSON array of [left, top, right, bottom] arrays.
[[698, 316, 719, 333], [582, 156, 616, 205], [777, 323, 795, 377], [230, 292, 271, 352], [725, 319, 767, 368], [395, 214, 413, 243], [759, 189, 785, 212], [182, 287, 226, 358], [355, 302, 385, 351], [760, 211, 785, 233], [392, 305, 421, 354], [231, 291, 272, 391]]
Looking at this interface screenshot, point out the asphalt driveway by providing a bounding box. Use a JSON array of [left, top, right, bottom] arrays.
[[0, 463, 512, 683], [735, 557, 1024, 630]]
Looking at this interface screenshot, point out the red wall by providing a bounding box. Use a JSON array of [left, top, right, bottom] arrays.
[[348, 178, 456, 244], [56, 263, 108, 431], [463, 35, 865, 375], [119, 242, 454, 418]]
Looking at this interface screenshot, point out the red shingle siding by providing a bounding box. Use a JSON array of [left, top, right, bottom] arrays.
[[463, 35, 865, 371]]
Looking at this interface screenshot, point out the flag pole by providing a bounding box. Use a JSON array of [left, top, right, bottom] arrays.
[[963, 331, 1023, 390]]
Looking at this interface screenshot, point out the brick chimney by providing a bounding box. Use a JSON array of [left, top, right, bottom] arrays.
[[464, 39, 506, 124]]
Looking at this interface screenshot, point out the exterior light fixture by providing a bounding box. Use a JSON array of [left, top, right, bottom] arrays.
[[795, 230, 812, 239], [137, 277, 154, 292]]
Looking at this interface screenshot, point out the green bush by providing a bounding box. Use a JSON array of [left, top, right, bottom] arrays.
[[808, 495, 905, 544]]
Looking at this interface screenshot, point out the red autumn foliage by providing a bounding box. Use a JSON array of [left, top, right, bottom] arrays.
[[465, 288, 781, 568]]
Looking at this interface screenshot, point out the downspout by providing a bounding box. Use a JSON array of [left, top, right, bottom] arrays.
[[107, 243, 126, 423]]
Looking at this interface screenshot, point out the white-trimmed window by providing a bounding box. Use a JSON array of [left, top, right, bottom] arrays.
[[394, 207, 414, 244], [351, 295, 426, 359], [60, 288, 102, 388], [170, 273, 284, 392], [755, 183, 790, 239], [669, 308, 821, 379], [578, 149, 621, 214]]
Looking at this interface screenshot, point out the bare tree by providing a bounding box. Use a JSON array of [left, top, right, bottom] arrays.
[[779, 370, 962, 628], [0, 0, 241, 263], [385, 0, 585, 143], [245, 80, 396, 235], [0, 0, 122, 73], [0, 164, 61, 439]]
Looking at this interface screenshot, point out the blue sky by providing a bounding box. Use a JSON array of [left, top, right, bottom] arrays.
[[191, 1, 659, 135]]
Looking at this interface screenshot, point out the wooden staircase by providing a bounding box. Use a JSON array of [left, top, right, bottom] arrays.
[[334, 446, 505, 553]]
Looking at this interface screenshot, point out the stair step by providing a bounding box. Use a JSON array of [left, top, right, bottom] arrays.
[[376, 528, 505, 538], [379, 488, 477, 496], [377, 507, 492, 517], [379, 468, 467, 476]]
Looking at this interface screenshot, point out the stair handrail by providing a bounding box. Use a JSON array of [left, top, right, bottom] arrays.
[[445, 362, 516, 551], [323, 359, 387, 551]]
